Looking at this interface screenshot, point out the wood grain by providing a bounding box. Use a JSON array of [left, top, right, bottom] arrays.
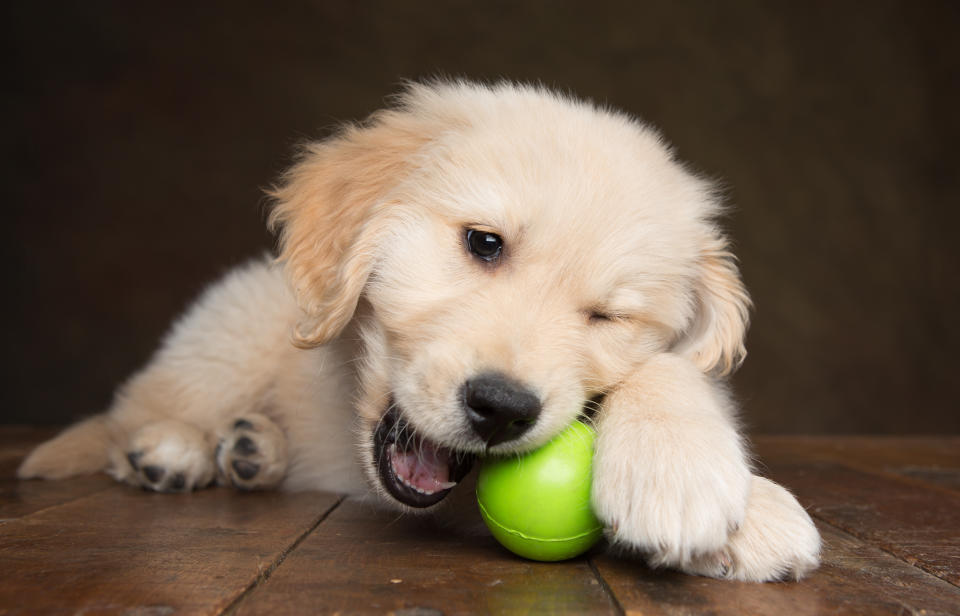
[[2, 431, 959, 614], [0, 486, 340, 615], [754, 435, 960, 490], [756, 436, 960, 586], [761, 460, 960, 587], [0, 475, 114, 522], [594, 522, 960, 616], [232, 498, 617, 615], [0, 427, 115, 521]]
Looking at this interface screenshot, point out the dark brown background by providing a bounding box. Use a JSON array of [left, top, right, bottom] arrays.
[[5, 1, 958, 433]]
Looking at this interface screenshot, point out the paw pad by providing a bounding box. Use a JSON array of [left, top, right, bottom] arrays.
[[218, 418, 265, 486], [216, 414, 287, 490], [232, 459, 260, 480], [127, 451, 143, 471], [234, 436, 257, 456], [143, 465, 165, 484], [124, 451, 195, 493], [121, 420, 215, 493]]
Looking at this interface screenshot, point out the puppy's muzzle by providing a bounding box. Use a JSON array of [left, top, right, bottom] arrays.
[[462, 372, 541, 447]]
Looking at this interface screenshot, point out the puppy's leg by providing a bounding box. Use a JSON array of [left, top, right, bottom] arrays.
[[20, 258, 299, 491], [215, 412, 288, 490], [592, 353, 751, 570], [18, 415, 114, 480], [20, 363, 223, 492], [684, 476, 821, 581], [117, 419, 216, 492]]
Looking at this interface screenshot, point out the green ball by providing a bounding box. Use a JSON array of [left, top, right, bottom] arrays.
[[476, 420, 603, 561]]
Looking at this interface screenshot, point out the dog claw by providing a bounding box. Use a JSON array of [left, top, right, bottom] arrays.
[[718, 552, 733, 577]]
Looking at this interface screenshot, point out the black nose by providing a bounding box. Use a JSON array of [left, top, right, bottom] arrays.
[[462, 373, 541, 447]]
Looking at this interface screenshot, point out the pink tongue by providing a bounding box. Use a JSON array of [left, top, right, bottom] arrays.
[[390, 441, 456, 494]]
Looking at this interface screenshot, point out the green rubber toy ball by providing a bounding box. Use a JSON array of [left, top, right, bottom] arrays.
[[476, 420, 603, 561]]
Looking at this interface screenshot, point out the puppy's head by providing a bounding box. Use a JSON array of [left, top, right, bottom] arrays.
[[270, 81, 750, 510]]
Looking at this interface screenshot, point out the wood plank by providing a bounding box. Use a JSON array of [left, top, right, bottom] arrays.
[[0, 485, 341, 615], [896, 467, 960, 492], [754, 436, 960, 491], [0, 475, 114, 522], [231, 498, 617, 615], [762, 461, 960, 586], [0, 426, 60, 453], [0, 427, 116, 521], [593, 522, 960, 616], [2, 431, 957, 614]]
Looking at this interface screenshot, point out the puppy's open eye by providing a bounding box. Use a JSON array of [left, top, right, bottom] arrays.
[[465, 229, 503, 263]]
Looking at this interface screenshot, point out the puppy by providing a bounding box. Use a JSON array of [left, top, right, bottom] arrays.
[[19, 80, 820, 582]]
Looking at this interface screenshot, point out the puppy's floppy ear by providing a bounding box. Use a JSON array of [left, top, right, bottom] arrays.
[[268, 110, 434, 348], [674, 233, 752, 376]]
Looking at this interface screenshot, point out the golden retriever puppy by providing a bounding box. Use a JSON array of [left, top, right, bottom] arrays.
[[19, 80, 820, 581]]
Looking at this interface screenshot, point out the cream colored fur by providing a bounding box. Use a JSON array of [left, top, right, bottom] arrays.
[[19, 80, 819, 582]]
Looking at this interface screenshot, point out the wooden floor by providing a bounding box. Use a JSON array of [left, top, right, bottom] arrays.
[[1, 430, 958, 615]]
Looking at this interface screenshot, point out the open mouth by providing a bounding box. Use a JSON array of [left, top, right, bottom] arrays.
[[373, 407, 475, 508]]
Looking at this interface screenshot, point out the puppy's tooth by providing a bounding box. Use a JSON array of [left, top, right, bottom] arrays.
[[397, 473, 436, 496]]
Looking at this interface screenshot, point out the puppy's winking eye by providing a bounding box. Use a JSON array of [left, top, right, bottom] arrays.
[[586, 309, 626, 324], [465, 229, 503, 263]]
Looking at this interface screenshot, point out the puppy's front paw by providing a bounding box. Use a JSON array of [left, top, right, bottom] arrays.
[[216, 413, 287, 490], [685, 476, 821, 582], [115, 420, 215, 492], [592, 416, 751, 567]]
